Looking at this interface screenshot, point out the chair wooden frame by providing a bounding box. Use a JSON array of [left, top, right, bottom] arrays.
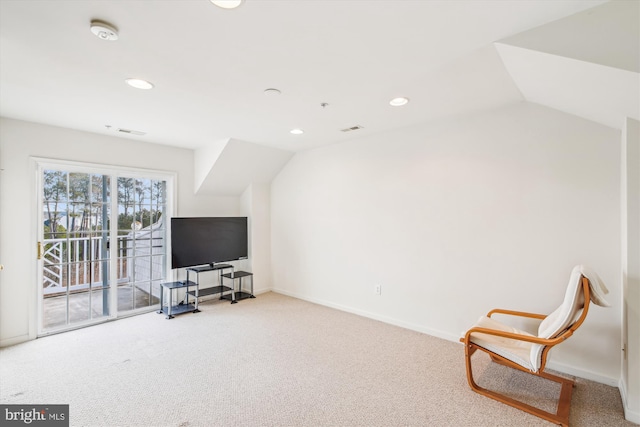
[[460, 277, 591, 427]]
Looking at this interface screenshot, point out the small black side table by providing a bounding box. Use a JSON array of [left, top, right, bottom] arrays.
[[157, 280, 200, 319], [220, 271, 255, 304]]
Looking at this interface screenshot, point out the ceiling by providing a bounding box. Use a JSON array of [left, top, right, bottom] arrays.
[[0, 0, 610, 153]]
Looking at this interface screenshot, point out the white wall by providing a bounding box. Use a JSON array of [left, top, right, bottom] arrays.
[[239, 183, 272, 294], [621, 117, 640, 422], [271, 102, 622, 383], [0, 118, 240, 346]]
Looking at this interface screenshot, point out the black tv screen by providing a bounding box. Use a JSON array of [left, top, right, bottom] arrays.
[[171, 217, 248, 269]]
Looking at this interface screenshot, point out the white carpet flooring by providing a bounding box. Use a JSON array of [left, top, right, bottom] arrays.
[[0, 292, 634, 426]]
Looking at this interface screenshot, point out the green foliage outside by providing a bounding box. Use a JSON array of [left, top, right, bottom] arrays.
[[43, 170, 166, 260]]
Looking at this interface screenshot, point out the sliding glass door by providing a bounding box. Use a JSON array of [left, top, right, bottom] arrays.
[[40, 170, 112, 329], [36, 160, 172, 335], [115, 177, 167, 313]]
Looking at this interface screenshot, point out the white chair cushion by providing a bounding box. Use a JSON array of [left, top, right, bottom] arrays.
[[468, 315, 537, 372], [578, 265, 610, 307], [537, 267, 583, 339], [532, 266, 585, 369], [468, 265, 608, 373]]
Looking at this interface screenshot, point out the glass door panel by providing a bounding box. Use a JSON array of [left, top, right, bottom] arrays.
[[116, 177, 165, 315], [41, 171, 111, 333], [39, 163, 170, 335]]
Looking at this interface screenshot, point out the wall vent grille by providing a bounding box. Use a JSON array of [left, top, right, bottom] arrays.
[[341, 125, 363, 132], [117, 128, 146, 136]]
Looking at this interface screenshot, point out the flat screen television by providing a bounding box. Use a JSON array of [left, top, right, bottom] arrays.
[[170, 217, 248, 269]]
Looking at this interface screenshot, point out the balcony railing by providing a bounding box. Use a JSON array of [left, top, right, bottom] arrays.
[[43, 235, 125, 295], [43, 229, 164, 296]]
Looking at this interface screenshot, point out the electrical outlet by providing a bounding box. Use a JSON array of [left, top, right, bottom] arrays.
[[374, 284, 381, 295]]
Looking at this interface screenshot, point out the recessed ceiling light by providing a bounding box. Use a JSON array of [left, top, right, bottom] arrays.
[[125, 78, 154, 90], [290, 129, 304, 135], [210, 0, 243, 9], [90, 20, 118, 41], [264, 88, 281, 96], [389, 97, 409, 107]]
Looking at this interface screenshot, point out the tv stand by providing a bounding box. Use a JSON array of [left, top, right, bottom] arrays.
[[158, 280, 199, 319], [220, 271, 255, 303], [185, 263, 234, 302]]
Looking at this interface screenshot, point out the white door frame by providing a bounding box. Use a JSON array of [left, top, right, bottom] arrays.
[[32, 157, 176, 336]]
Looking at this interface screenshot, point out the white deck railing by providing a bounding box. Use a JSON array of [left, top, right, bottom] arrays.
[[43, 218, 165, 296], [42, 235, 150, 296]]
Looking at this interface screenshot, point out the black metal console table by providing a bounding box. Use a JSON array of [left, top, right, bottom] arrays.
[[158, 280, 200, 319], [185, 263, 235, 302], [220, 271, 255, 304]]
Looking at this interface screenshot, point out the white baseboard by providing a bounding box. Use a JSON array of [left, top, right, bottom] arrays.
[[545, 360, 618, 387], [272, 288, 460, 343], [0, 333, 31, 348], [619, 378, 640, 424], [271, 288, 623, 388]]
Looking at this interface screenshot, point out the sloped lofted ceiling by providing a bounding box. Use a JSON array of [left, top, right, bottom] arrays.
[[0, 0, 608, 153], [195, 0, 638, 196], [495, 0, 639, 130], [194, 138, 293, 196], [2, 0, 633, 196]]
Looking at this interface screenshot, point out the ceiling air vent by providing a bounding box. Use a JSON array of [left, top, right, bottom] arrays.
[[340, 125, 363, 133], [117, 128, 146, 136]]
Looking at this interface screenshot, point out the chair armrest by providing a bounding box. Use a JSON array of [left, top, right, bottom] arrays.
[[487, 308, 547, 320], [463, 326, 570, 346]]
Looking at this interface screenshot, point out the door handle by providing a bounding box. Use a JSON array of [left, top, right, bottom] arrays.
[[37, 241, 44, 260]]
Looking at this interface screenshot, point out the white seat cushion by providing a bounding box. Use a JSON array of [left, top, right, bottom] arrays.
[[532, 266, 586, 369], [578, 265, 610, 307], [537, 267, 583, 339], [467, 265, 608, 373], [469, 315, 537, 372]]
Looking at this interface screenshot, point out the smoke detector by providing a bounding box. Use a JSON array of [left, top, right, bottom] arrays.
[[90, 20, 118, 41]]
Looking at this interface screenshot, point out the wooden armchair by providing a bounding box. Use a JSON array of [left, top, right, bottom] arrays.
[[460, 265, 610, 426]]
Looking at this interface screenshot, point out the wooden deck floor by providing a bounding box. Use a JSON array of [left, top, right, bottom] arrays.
[[42, 285, 160, 330]]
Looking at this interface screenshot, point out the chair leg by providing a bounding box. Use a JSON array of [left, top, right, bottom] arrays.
[[464, 343, 574, 427], [538, 369, 575, 424]]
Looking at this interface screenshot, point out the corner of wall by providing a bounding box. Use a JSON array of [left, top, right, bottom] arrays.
[[621, 116, 640, 422], [193, 138, 229, 194], [238, 183, 272, 293], [619, 377, 640, 424]]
